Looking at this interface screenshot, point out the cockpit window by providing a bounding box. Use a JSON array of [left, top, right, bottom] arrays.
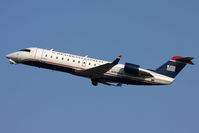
[[19, 49, 31, 52]]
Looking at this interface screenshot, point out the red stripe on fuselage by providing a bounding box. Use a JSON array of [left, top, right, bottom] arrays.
[[22, 58, 163, 85], [23, 58, 118, 76]]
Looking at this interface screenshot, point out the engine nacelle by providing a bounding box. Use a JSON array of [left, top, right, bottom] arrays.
[[124, 63, 140, 75]]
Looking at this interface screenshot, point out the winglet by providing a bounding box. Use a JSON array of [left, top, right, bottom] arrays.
[[112, 55, 122, 65]]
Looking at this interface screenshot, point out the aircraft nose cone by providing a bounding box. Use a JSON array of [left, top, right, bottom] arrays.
[[6, 53, 16, 59], [6, 54, 12, 59]]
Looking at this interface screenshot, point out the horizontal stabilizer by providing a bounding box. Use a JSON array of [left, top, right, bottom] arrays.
[[172, 57, 194, 65]]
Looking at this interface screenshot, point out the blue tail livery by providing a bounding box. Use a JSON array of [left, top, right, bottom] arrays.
[[155, 56, 194, 78]]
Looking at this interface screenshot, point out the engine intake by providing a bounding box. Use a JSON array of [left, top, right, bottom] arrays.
[[124, 63, 140, 75]]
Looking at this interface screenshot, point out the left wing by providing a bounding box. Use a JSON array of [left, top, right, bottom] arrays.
[[75, 55, 122, 79]]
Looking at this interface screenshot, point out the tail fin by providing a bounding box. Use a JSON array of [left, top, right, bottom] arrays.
[[155, 56, 194, 78]]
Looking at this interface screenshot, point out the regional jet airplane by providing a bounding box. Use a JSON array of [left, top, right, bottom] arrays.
[[6, 47, 194, 86]]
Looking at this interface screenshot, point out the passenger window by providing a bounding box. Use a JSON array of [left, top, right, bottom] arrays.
[[78, 61, 80, 63], [45, 54, 48, 57], [73, 60, 75, 62], [50, 56, 53, 58], [62, 57, 64, 60], [67, 59, 69, 61], [56, 57, 58, 59]]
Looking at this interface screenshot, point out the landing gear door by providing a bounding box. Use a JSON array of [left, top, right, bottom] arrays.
[[34, 48, 44, 60]]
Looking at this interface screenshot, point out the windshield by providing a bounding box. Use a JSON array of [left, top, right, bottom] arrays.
[[19, 49, 31, 52]]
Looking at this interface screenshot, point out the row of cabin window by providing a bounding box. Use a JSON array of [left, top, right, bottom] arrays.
[[45, 54, 97, 66], [50, 51, 103, 63]]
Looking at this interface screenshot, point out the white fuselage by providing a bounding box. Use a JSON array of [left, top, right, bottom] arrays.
[[6, 47, 174, 85]]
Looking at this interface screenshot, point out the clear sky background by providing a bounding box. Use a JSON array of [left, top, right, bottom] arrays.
[[1, 0, 199, 133]]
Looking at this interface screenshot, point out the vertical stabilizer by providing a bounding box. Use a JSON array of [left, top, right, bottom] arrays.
[[155, 56, 194, 78]]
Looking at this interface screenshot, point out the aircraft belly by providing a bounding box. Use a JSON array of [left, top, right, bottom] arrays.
[[102, 75, 157, 85], [22, 59, 76, 74]]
